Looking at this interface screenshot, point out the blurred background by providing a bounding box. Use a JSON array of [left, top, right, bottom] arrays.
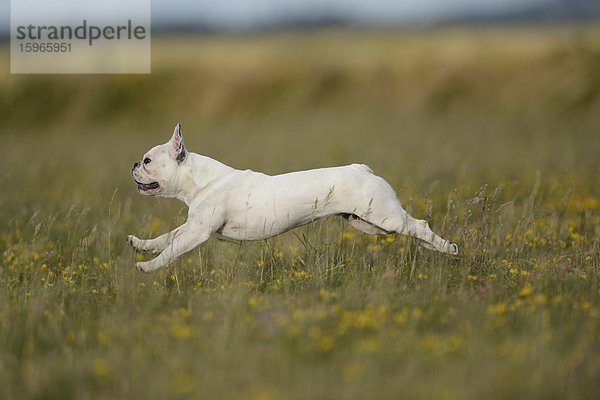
[[1, 0, 600, 33], [1, 3, 600, 398], [0, 0, 599, 210]]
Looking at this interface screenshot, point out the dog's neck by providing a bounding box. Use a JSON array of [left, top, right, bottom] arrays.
[[172, 153, 235, 205]]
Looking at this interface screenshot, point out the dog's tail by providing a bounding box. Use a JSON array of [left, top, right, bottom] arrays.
[[351, 163, 374, 175]]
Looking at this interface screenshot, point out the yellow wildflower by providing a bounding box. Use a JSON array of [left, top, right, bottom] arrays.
[[519, 283, 534, 297]]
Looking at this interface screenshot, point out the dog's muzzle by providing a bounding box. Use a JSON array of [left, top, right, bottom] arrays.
[[131, 161, 160, 192]]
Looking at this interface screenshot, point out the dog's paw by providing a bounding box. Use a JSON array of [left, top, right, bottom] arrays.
[[449, 243, 459, 256], [127, 234, 138, 246], [135, 261, 152, 273], [128, 235, 143, 251]]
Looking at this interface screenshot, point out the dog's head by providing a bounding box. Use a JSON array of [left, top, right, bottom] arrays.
[[131, 123, 188, 197]]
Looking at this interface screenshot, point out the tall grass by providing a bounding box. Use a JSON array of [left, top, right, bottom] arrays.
[[0, 26, 599, 399]]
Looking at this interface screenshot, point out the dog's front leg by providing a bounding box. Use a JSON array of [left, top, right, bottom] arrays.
[[135, 225, 210, 273], [128, 226, 184, 254]]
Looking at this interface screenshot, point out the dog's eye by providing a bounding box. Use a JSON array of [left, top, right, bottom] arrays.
[[143, 157, 151, 165]]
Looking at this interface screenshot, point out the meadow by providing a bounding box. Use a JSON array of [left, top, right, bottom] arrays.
[[0, 25, 599, 399]]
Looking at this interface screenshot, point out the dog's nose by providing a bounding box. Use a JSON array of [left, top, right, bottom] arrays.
[[132, 161, 140, 172]]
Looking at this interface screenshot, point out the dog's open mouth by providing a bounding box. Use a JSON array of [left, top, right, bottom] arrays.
[[136, 180, 160, 191]]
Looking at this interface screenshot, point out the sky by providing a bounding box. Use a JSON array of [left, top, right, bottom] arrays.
[[151, 0, 550, 29], [1, 0, 553, 35]]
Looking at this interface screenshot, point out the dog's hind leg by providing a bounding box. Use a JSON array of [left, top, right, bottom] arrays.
[[344, 214, 391, 235], [397, 215, 458, 254], [347, 173, 457, 254], [352, 200, 458, 255]]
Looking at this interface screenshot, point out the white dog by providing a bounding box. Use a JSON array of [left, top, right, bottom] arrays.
[[128, 124, 458, 272]]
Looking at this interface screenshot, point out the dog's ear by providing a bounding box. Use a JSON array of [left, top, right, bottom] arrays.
[[169, 123, 187, 163]]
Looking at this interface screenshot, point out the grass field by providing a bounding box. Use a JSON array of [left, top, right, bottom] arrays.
[[1, 26, 599, 399]]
